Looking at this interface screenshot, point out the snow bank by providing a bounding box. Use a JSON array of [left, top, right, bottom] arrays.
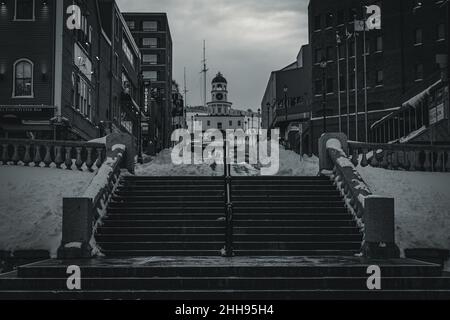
[[0, 166, 94, 257], [136, 147, 319, 177], [357, 166, 450, 261]]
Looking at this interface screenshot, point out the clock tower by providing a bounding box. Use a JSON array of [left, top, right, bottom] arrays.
[[207, 72, 233, 115]]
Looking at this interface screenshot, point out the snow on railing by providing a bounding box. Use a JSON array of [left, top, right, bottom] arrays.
[[319, 133, 400, 259], [58, 133, 136, 259], [0, 138, 106, 171], [348, 141, 450, 172]]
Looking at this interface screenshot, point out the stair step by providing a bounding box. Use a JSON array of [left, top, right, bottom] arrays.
[[96, 241, 362, 251], [101, 220, 358, 228], [97, 227, 361, 235], [1, 289, 449, 300], [2, 277, 450, 291], [107, 207, 349, 214], [95, 234, 363, 242]]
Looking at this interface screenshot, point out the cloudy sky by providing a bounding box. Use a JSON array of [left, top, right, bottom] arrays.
[[117, 0, 309, 111]]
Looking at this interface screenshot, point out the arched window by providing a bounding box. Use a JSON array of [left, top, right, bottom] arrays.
[[13, 59, 34, 98]]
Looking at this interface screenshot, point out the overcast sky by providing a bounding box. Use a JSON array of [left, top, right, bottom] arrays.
[[117, 0, 309, 111]]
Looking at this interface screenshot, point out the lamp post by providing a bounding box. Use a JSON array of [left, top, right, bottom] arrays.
[[320, 59, 328, 133], [257, 108, 261, 132]]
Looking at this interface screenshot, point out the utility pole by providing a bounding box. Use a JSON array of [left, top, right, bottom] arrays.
[[201, 40, 208, 108]]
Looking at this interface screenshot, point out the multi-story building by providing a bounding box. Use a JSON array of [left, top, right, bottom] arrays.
[[171, 80, 185, 130], [308, 0, 448, 152], [0, 0, 142, 142], [122, 12, 173, 154], [261, 45, 313, 152]]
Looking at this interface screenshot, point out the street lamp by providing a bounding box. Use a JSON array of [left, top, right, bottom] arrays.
[[257, 108, 261, 132], [320, 59, 328, 133]]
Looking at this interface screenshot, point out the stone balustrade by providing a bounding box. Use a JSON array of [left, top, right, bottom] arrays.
[[348, 141, 450, 172], [0, 138, 106, 171], [319, 133, 400, 259]]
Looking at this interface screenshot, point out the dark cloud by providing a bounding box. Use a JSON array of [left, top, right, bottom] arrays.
[[117, 0, 309, 110]]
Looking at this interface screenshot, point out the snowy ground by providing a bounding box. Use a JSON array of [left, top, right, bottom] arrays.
[[357, 166, 450, 269], [135, 147, 319, 177], [0, 166, 94, 257]]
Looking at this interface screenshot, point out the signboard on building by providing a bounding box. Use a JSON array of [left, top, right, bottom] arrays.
[[429, 86, 446, 125], [0, 105, 55, 120], [74, 43, 93, 81]]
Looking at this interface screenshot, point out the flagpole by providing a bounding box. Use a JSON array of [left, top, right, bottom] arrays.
[[336, 32, 342, 132], [345, 28, 350, 138], [363, 7, 369, 142], [354, 14, 359, 141]]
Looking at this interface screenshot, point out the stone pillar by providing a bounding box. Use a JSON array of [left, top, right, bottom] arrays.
[[318, 132, 348, 172], [106, 132, 136, 173], [57, 198, 93, 259], [361, 197, 400, 259]]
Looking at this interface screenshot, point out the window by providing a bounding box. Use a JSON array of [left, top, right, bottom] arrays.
[[126, 21, 135, 30], [437, 23, 445, 41], [14, 0, 34, 20], [326, 78, 334, 94], [337, 10, 344, 26], [229, 121, 233, 126], [217, 122, 223, 130], [207, 120, 211, 127], [415, 64, 424, 81], [143, 71, 158, 81], [314, 79, 322, 95], [376, 70, 383, 86], [218, 107, 222, 114], [364, 39, 370, 55], [143, 37, 157, 48], [414, 28, 423, 45], [76, 76, 91, 119], [143, 54, 158, 65], [339, 74, 346, 91], [238, 121, 242, 126], [376, 36, 383, 52], [122, 38, 135, 67], [338, 44, 345, 59], [13, 59, 33, 97], [325, 13, 333, 28], [314, 48, 323, 63], [314, 15, 321, 31], [326, 46, 333, 61], [349, 40, 355, 57], [143, 21, 157, 31]]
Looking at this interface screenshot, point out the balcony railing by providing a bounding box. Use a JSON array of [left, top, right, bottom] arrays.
[[0, 139, 106, 172], [348, 141, 450, 172]]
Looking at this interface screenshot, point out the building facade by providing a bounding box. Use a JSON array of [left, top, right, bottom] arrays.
[[123, 12, 173, 154], [308, 0, 448, 151], [0, 0, 142, 142], [261, 45, 313, 152]]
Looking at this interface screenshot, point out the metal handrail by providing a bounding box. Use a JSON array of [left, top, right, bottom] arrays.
[[223, 137, 233, 257]]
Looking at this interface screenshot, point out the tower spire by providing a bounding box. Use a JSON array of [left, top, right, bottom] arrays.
[[201, 40, 208, 108]]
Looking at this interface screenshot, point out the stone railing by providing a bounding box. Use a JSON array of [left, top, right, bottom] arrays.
[[57, 133, 135, 259], [0, 138, 106, 171], [319, 133, 400, 259], [348, 141, 450, 172]]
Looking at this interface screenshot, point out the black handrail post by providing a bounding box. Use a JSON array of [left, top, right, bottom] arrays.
[[223, 135, 233, 257]]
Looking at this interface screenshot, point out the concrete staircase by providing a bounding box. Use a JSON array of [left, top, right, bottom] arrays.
[[0, 175, 449, 299]]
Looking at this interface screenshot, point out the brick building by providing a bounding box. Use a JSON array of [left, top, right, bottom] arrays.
[[307, 0, 448, 151], [0, 0, 143, 142], [122, 12, 173, 153]]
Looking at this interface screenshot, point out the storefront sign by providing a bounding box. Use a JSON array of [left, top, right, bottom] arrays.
[[0, 105, 55, 120]]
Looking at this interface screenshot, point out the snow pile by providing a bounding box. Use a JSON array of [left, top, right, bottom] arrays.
[[136, 149, 225, 176], [357, 166, 450, 260], [136, 147, 319, 177], [275, 147, 319, 176], [0, 166, 94, 257]]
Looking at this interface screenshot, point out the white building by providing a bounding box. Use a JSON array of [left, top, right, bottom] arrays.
[[192, 72, 261, 132]]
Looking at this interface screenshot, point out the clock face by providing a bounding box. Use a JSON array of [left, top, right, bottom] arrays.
[[216, 93, 224, 101]]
